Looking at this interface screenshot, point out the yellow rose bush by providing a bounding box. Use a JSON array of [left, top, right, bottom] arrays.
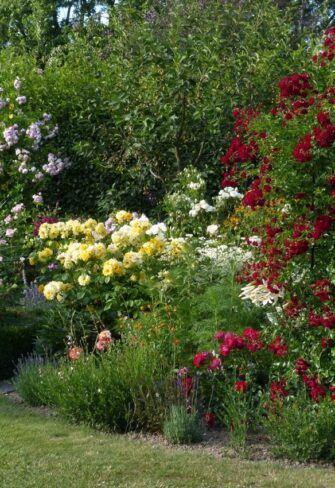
[[29, 211, 188, 314]]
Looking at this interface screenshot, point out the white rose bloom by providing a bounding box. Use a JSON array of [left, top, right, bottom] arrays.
[[146, 223, 167, 236], [206, 224, 219, 235]]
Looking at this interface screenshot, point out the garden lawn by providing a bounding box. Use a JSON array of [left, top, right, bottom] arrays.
[[0, 396, 335, 488]]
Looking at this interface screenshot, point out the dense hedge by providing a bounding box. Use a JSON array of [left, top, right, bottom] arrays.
[[0, 323, 36, 379]]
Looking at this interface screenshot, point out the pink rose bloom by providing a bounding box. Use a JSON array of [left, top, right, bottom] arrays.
[[5, 228, 16, 238], [4, 215, 12, 224], [177, 367, 189, 376], [96, 341, 105, 351], [11, 203, 24, 214]]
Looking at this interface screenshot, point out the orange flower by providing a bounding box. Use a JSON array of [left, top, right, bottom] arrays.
[[69, 347, 83, 361]]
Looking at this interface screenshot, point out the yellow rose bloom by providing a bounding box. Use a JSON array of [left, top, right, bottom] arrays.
[[102, 258, 123, 277], [78, 274, 91, 286], [115, 210, 133, 224], [123, 251, 143, 268], [130, 216, 151, 234], [83, 218, 97, 229], [169, 238, 186, 257], [48, 227, 60, 240], [38, 223, 49, 239], [43, 281, 65, 301], [38, 247, 53, 262], [94, 222, 108, 239], [81, 249, 92, 261], [151, 237, 166, 252], [93, 243, 106, 259], [71, 220, 83, 236], [139, 241, 155, 256], [29, 256, 36, 266]]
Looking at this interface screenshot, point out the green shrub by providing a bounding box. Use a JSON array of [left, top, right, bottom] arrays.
[[15, 339, 176, 433], [163, 405, 202, 445], [265, 395, 335, 462], [0, 323, 36, 379]]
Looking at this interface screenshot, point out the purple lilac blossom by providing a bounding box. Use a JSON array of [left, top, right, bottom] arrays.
[[18, 163, 28, 174], [3, 125, 19, 146], [14, 78, 21, 90], [104, 218, 115, 233], [32, 193, 43, 203], [16, 96, 27, 105], [42, 153, 70, 176], [26, 122, 42, 144]]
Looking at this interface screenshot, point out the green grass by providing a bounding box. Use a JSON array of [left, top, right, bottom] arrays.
[[0, 396, 335, 488]]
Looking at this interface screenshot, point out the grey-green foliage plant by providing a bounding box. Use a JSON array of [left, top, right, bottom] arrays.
[[14, 354, 60, 406], [265, 393, 335, 462], [163, 405, 202, 445]]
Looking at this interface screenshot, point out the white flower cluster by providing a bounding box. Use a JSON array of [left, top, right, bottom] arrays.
[[215, 187, 243, 202], [146, 222, 167, 236], [188, 181, 203, 190], [189, 200, 216, 217], [197, 239, 252, 269], [206, 224, 219, 235]]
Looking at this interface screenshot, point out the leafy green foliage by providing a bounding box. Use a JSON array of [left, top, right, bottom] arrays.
[[16, 339, 176, 432], [265, 394, 335, 462]]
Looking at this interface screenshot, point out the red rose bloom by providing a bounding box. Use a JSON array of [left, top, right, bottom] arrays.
[[235, 380, 248, 393], [214, 330, 226, 342], [270, 379, 289, 402], [203, 412, 216, 427], [292, 134, 313, 162], [181, 377, 193, 396], [209, 357, 221, 370], [268, 336, 288, 357], [311, 215, 332, 239], [320, 338, 330, 349], [295, 357, 309, 376], [193, 352, 211, 367]]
